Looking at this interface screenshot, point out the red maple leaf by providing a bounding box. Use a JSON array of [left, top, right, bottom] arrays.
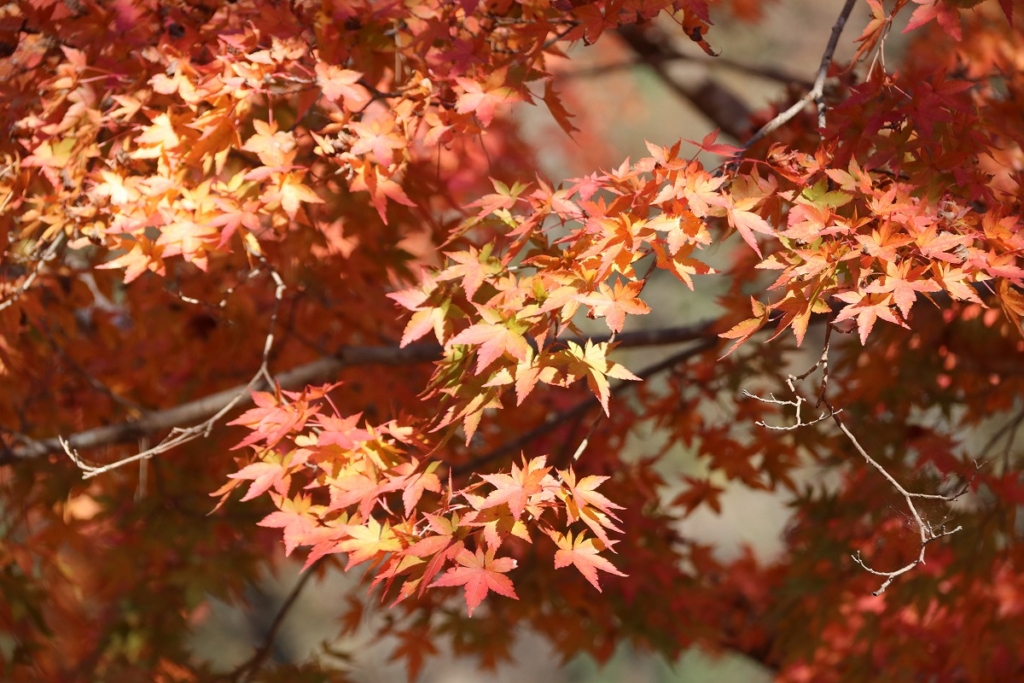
[[227, 460, 291, 502]]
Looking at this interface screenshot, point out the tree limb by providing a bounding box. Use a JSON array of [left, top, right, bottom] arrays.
[[4, 322, 715, 462], [615, 25, 753, 140], [453, 336, 719, 476]]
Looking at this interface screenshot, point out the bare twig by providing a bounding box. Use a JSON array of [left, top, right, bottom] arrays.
[[61, 263, 287, 478], [745, 338, 975, 595], [745, 335, 838, 430], [837, 411, 976, 596], [742, 0, 857, 148]]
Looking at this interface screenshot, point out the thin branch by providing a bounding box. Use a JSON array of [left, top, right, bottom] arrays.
[[4, 322, 716, 463], [225, 560, 323, 683], [0, 231, 66, 313], [746, 335, 838, 431], [742, 0, 857, 148], [832, 411, 975, 595], [453, 337, 718, 476], [60, 262, 287, 478], [745, 346, 976, 596]]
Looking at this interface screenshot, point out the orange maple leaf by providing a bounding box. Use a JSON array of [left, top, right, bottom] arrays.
[[833, 291, 908, 344], [337, 517, 401, 570], [575, 280, 651, 333], [551, 531, 626, 592], [447, 318, 531, 374], [430, 547, 519, 617], [478, 456, 555, 521]]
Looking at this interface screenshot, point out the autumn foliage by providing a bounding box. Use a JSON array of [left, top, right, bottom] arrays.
[[3, 0, 1024, 680]]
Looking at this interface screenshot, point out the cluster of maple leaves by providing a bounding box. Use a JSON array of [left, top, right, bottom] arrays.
[[3, 0, 1024, 680], [218, 383, 627, 613]]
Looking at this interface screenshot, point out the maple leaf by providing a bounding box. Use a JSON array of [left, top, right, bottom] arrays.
[[559, 467, 623, 546], [719, 297, 770, 357], [227, 458, 291, 502], [229, 391, 319, 451], [242, 120, 296, 168], [405, 514, 465, 597], [725, 203, 774, 257], [258, 496, 319, 556], [348, 161, 416, 223], [447, 316, 531, 375], [314, 62, 370, 110], [96, 237, 166, 283], [653, 242, 715, 290], [133, 112, 181, 156], [276, 172, 324, 219], [864, 261, 942, 318], [315, 412, 372, 449], [542, 80, 579, 137], [337, 517, 402, 570], [455, 73, 521, 127], [467, 178, 530, 218], [997, 280, 1024, 339], [328, 471, 401, 518], [394, 461, 442, 516], [559, 467, 624, 519], [551, 531, 626, 592], [684, 128, 742, 157], [478, 456, 554, 521], [437, 245, 502, 301], [932, 263, 983, 304], [833, 291, 908, 344], [430, 547, 519, 617], [349, 116, 406, 167], [904, 0, 963, 41], [391, 628, 440, 681], [575, 280, 651, 333], [513, 356, 559, 406], [460, 504, 518, 552], [563, 340, 640, 415]]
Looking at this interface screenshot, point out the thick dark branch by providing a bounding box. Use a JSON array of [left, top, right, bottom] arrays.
[[5, 322, 714, 462], [562, 53, 811, 90], [614, 25, 752, 140]]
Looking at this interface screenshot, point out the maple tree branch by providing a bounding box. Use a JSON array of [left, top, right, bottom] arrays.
[[561, 52, 810, 89], [743, 0, 857, 148], [748, 355, 975, 596], [453, 336, 719, 476], [3, 322, 716, 463], [614, 25, 752, 140], [57, 261, 287, 478], [225, 560, 323, 683], [838, 408, 976, 596]]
